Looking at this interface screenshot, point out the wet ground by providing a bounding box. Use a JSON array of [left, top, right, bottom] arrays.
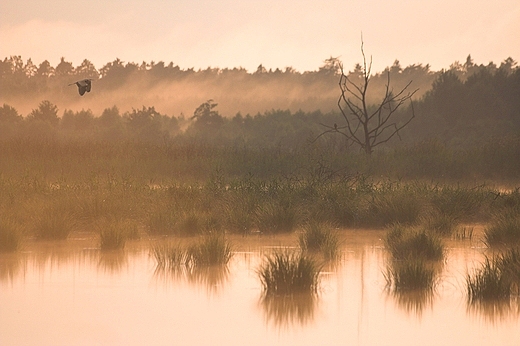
[[1, 228, 519, 345]]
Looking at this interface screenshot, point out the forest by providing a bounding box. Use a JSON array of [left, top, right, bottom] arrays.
[[0, 54, 518, 186]]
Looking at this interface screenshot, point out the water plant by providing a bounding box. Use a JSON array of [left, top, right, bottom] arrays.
[[298, 222, 339, 260], [466, 247, 520, 302], [98, 218, 136, 250], [484, 210, 520, 247], [384, 259, 437, 291], [33, 210, 75, 240], [0, 218, 23, 252], [385, 224, 444, 261], [188, 233, 233, 266], [151, 242, 190, 268], [258, 251, 321, 296]]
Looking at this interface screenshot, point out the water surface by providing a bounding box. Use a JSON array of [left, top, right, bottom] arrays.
[[1, 229, 519, 345]]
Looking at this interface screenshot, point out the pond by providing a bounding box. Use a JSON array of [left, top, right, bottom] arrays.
[[1, 228, 519, 345]]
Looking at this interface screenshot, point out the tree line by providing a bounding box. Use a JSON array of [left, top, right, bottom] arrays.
[[0, 55, 518, 150]]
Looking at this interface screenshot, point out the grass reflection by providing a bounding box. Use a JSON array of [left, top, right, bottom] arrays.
[[467, 299, 520, 324], [386, 289, 435, 316], [259, 293, 318, 329], [153, 264, 229, 294]]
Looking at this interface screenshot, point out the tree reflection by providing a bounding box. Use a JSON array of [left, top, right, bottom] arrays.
[[259, 293, 318, 329]]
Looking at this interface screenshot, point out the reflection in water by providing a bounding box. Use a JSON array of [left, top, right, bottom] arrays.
[[259, 293, 318, 328], [153, 264, 230, 294], [386, 289, 435, 316], [0, 254, 25, 283], [467, 299, 520, 324], [98, 251, 128, 274]]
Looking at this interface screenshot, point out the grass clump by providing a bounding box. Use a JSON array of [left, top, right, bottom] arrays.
[[0, 218, 24, 252], [298, 222, 339, 260], [33, 211, 75, 240], [385, 260, 437, 291], [484, 210, 520, 247], [188, 234, 233, 266], [466, 248, 520, 302], [98, 218, 137, 250], [151, 242, 190, 268], [385, 224, 444, 261], [258, 251, 321, 296], [151, 234, 233, 268], [256, 200, 299, 234]]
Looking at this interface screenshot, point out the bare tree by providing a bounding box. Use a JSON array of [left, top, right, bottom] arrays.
[[319, 41, 417, 155]]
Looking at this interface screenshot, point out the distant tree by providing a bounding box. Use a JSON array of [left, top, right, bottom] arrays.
[[75, 59, 99, 80], [28, 100, 59, 125], [319, 40, 417, 155], [0, 104, 22, 123], [190, 99, 224, 127], [55, 57, 74, 76]]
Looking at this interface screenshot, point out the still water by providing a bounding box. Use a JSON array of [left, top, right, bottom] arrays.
[[1, 229, 519, 346]]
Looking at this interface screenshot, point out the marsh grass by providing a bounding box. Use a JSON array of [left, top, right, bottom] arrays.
[[422, 212, 460, 236], [33, 210, 75, 240], [256, 200, 299, 234], [484, 210, 520, 247], [385, 224, 444, 261], [368, 190, 423, 227], [298, 222, 339, 260], [151, 234, 232, 268], [466, 247, 520, 302], [151, 242, 190, 268], [258, 251, 321, 296], [98, 218, 137, 250], [188, 234, 233, 266], [384, 260, 437, 291], [0, 218, 24, 252], [467, 258, 511, 302], [452, 226, 474, 241]]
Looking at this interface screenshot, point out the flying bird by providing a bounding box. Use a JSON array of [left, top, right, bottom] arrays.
[[68, 79, 92, 96]]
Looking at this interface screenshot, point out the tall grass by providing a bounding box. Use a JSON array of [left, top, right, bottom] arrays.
[[384, 260, 437, 291], [484, 210, 520, 247], [151, 234, 233, 268], [0, 218, 24, 252], [258, 251, 321, 296], [98, 218, 137, 250], [33, 210, 75, 240], [466, 248, 520, 302], [188, 234, 233, 266], [385, 224, 444, 261], [298, 222, 339, 260]]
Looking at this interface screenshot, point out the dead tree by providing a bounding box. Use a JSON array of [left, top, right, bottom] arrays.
[[319, 41, 418, 155]]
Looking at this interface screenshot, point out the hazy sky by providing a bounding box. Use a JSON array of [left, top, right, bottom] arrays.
[[1, 0, 519, 72]]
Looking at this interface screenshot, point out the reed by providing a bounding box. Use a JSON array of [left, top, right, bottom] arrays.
[[484, 210, 520, 247], [98, 218, 136, 250], [0, 218, 23, 252], [258, 251, 321, 296], [466, 257, 511, 302], [385, 224, 444, 261], [298, 222, 339, 260], [188, 234, 233, 266], [384, 259, 436, 291], [33, 210, 75, 240], [151, 242, 190, 268]]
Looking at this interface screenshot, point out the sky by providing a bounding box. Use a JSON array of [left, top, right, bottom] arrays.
[[1, 0, 519, 73]]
